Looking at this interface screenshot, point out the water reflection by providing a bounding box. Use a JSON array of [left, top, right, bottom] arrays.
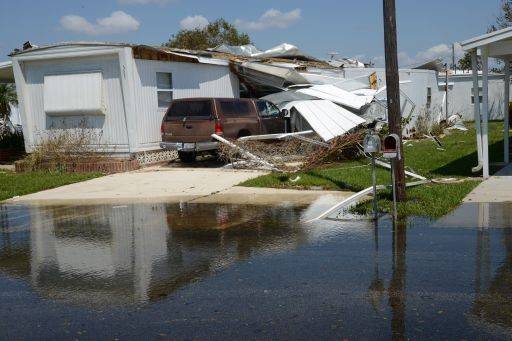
[[389, 220, 407, 341], [0, 203, 307, 306], [471, 222, 512, 329], [2, 202, 512, 338]]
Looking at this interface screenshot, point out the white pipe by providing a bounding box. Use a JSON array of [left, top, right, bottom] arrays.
[[305, 179, 430, 222], [373, 158, 427, 181], [237, 130, 314, 142]]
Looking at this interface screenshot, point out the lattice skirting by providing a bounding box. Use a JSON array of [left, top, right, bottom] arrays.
[[135, 149, 177, 165]]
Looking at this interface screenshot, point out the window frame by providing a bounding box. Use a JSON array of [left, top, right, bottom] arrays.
[[156, 72, 173, 110], [471, 86, 483, 105], [257, 100, 280, 118], [426, 87, 432, 109]]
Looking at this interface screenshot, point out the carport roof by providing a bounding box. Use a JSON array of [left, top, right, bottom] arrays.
[[460, 26, 512, 59]]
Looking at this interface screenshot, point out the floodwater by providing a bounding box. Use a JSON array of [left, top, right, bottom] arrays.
[[1, 201, 512, 339]]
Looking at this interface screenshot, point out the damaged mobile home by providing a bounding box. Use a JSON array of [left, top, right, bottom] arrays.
[[2, 41, 506, 160]]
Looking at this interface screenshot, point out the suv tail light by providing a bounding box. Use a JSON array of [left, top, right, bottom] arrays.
[[160, 122, 164, 135], [214, 121, 223, 135]]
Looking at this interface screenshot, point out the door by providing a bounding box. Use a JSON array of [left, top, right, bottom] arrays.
[[216, 99, 260, 138], [256, 100, 286, 134], [162, 99, 216, 143]]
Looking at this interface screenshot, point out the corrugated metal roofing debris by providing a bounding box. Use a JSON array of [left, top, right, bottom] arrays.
[[283, 100, 366, 141], [296, 84, 371, 111], [411, 59, 445, 72]]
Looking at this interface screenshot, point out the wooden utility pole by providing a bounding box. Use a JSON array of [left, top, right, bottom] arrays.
[[383, 0, 406, 201]]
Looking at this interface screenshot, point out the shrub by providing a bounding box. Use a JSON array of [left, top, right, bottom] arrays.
[[0, 130, 25, 150], [22, 128, 108, 171]]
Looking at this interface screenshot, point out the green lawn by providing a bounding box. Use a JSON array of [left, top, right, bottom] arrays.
[[241, 121, 508, 218], [0, 170, 102, 201]]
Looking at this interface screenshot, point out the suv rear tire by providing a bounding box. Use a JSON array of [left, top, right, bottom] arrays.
[[178, 151, 197, 163]]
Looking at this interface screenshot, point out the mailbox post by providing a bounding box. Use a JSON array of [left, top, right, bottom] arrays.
[[382, 134, 401, 220], [363, 133, 381, 220]]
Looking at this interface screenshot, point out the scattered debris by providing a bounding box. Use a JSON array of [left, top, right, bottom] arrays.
[[212, 134, 282, 172], [446, 114, 468, 131], [217, 131, 363, 172], [423, 134, 444, 148]]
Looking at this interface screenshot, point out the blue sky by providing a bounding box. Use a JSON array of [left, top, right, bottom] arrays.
[[0, 0, 504, 65]]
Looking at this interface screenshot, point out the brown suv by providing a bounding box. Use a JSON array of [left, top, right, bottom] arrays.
[[160, 98, 287, 162]]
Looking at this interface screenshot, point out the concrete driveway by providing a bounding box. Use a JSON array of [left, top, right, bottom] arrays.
[[7, 164, 353, 206]]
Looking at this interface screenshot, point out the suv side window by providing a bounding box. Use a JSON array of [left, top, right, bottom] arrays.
[[257, 100, 280, 118], [220, 100, 252, 116]]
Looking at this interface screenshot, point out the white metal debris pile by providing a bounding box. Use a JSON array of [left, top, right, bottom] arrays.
[[183, 42, 424, 172], [282, 100, 366, 141]]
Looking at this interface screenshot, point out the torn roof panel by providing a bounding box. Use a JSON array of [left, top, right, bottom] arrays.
[[284, 100, 366, 141], [296, 84, 370, 111], [261, 90, 317, 108], [211, 43, 319, 61], [234, 62, 309, 90]]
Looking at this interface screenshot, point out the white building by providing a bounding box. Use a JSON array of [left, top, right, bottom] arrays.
[[7, 42, 239, 158], [341, 67, 505, 122]]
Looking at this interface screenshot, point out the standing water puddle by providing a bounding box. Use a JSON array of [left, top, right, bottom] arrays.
[[1, 201, 512, 339]]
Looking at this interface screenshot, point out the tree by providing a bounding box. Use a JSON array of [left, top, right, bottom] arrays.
[[0, 84, 18, 133], [457, 1, 512, 71], [490, 0, 512, 31], [164, 19, 251, 50]]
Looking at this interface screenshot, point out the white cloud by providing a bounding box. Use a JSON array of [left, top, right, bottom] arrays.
[[60, 11, 140, 35], [117, 0, 169, 4], [180, 15, 209, 30], [235, 8, 301, 31], [372, 43, 465, 67], [416, 43, 464, 62]]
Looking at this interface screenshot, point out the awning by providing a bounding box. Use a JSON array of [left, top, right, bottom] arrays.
[[283, 100, 366, 141], [0, 61, 14, 83]]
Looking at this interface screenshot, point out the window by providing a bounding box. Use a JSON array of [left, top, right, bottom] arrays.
[[257, 100, 280, 117], [471, 86, 483, 104], [165, 100, 213, 121], [44, 72, 104, 115], [426, 88, 432, 109], [157, 72, 173, 109], [219, 100, 252, 116]]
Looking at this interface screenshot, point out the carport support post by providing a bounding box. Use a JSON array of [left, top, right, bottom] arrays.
[[504, 59, 510, 164], [481, 47, 490, 179], [471, 50, 483, 167], [383, 0, 406, 201]]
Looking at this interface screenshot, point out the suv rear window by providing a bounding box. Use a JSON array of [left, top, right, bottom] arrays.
[[165, 100, 213, 121], [219, 100, 252, 116]]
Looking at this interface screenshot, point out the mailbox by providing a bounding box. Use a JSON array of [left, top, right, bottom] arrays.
[[363, 133, 381, 154], [382, 134, 401, 160]]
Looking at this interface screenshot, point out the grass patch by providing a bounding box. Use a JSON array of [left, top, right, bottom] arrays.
[[0, 170, 102, 201], [241, 121, 507, 217]]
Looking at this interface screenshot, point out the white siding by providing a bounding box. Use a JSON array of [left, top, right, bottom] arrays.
[[449, 75, 504, 121], [131, 59, 240, 149], [22, 54, 129, 152]]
